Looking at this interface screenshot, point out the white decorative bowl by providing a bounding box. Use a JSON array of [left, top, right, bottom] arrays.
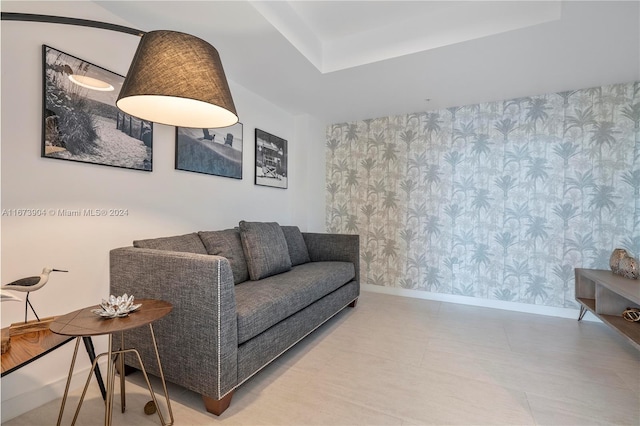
[[91, 294, 141, 318]]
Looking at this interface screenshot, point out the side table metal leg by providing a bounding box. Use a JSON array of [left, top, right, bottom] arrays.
[[56, 338, 81, 426], [71, 352, 108, 425], [117, 325, 174, 425], [149, 323, 174, 425], [119, 332, 126, 413], [127, 348, 171, 426], [578, 305, 587, 321], [82, 336, 106, 400], [105, 334, 115, 426], [69, 349, 122, 426]]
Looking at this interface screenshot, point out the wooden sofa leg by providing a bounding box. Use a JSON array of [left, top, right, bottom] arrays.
[[202, 391, 234, 416], [348, 298, 358, 308]]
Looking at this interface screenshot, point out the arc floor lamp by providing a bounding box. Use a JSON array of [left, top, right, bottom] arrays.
[[2, 12, 238, 129]]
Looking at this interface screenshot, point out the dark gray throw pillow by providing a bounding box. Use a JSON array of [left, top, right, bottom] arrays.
[[133, 233, 207, 254], [238, 221, 292, 280], [199, 229, 250, 285], [280, 226, 311, 266]]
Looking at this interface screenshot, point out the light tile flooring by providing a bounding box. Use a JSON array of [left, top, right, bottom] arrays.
[[5, 291, 640, 425]]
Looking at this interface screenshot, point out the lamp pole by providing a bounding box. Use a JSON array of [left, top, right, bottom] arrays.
[[1, 12, 145, 37]]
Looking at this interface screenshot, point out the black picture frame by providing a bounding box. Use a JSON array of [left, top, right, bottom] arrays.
[[255, 129, 288, 189], [175, 123, 243, 179], [42, 45, 152, 171]]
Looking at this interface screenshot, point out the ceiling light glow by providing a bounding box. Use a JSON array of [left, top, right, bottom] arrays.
[[69, 74, 115, 91]]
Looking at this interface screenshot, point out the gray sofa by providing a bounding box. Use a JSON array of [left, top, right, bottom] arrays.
[[109, 221, 359, 415]]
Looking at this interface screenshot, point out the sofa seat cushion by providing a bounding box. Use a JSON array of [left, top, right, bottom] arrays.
[[234, 261, 355, 344]]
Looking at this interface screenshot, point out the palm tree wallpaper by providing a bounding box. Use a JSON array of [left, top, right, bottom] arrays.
[[326, 82, 639, 308]]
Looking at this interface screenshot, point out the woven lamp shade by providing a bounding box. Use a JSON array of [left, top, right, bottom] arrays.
[[117, 30, 238, 128]]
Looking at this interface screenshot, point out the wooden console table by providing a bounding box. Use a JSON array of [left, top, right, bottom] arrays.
[[575, 268, 640, 350], [1, 328, 72, 376], [1, 326, 107, 399]]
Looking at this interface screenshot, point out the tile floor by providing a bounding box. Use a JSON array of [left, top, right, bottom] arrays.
[[5, 291, 640, 425]]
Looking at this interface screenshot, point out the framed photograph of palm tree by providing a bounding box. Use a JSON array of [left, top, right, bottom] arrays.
[[255, 129, 288, 189], [175, 123, 243, 179], [42, 45, 152, 171]]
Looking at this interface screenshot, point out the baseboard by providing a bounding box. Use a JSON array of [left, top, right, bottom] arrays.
[[361, 284, 601, 322], [1, 359, 108, 422]]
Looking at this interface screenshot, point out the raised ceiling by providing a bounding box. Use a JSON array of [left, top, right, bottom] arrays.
[[252, 1, 562, 73], [10, 1, 640, 124]]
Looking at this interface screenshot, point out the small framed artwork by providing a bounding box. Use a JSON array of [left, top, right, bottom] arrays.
[[255, 128, 288, 189], [175, 123, 243, 179], [42, 45, 152, 171]]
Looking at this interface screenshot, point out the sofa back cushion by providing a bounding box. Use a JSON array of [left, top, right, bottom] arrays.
[[133, 233, 207, 254], [239, 221, 292, 280], [280, 226, 310, 266], [199, 229, 250, 285]]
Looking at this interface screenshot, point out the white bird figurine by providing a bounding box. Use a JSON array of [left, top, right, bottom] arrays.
[[2, 267, 68, 322]]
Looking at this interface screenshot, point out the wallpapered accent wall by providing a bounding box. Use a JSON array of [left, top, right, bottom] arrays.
[[326, 82, 640, 308]]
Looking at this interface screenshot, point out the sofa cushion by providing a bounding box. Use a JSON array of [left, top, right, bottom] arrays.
[[234, 261, 355, 344], [198, 230, 249, 285], [133, 233, 207, 255], [239, 221, 292, 280], [280, 226, 311, 266]]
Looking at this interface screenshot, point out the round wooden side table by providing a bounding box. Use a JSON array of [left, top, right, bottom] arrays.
[[50, 299, 173, 426]]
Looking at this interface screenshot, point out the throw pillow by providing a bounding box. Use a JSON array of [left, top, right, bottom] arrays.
[[133, 233, 207, 254], [280, 226, 311, 266], [238, 221, 292, 280], [198, 230, 250, 285]]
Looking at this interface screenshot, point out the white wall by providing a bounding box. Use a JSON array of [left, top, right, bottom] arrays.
[[0, 2, 323, 421], [292, 113, 326, 232]]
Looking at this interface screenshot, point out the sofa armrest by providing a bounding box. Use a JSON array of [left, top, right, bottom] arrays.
[[302, 233, 360, 284], [110, 247, 238, 399]]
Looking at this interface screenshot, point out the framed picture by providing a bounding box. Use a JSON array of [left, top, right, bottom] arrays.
[[175, 123, 243, 179], [42, 45, 152, 171], [255, 129, 288, 189]]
